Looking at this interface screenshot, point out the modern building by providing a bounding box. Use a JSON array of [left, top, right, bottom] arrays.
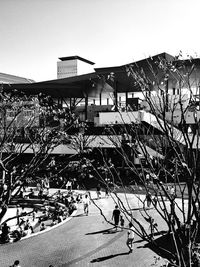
[[57, 56, 95, 79], [2, 52, 200, 164]]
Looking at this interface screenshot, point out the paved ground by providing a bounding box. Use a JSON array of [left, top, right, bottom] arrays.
[[0, 190, 169, 267]]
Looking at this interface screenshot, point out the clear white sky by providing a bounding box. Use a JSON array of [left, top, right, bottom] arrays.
[[1, 0, 200, 82]]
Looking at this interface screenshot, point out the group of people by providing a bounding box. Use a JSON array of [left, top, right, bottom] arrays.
[[38, 189, 79, 230], [0, 206, 36, 243], [4, 185, 136, 260], [0, 188, 81, 244], [82, 192, 135, 253], [0, 208, 36, 243], [112, 205, 135, 253], [35, 178, 50, 199], [96, 184, 109, 199], [83, 200, 135, 253]]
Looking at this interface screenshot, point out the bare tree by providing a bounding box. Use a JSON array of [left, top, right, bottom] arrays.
[[85, 54, 200, 266], [0, 88, 76, 225]]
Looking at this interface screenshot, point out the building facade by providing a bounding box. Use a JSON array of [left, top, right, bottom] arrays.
[[57, 56, 95, 79], [3, 52, 200, 164]]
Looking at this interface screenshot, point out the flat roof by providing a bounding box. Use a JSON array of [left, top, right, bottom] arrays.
[[58, 56, 95, 65]]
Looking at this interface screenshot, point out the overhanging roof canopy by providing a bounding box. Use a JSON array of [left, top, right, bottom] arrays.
[[3, 72, 113, 98], [95, 52, 175, 93], [2, 52, 177, 98]]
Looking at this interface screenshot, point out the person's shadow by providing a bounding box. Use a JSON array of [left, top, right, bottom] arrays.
[[90, 252, 130, 263], [85, 227, 116, 235]]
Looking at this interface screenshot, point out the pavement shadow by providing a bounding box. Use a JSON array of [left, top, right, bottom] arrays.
[[86, 227, 116, 235], [133, 230, 168, 246], [90, 252, 130, 263], [145, 233, 176, 261]]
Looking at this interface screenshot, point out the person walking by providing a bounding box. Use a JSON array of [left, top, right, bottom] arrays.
[[96, 184, 101, 199], [152, 194, 158, 208], [105, 186, 109, 198], [16, 205, 20, 225], [83, 194, 90, 215], [112, 205, 120, 231], [146, 192, 152, 208], [126, 222, 135, 253], [120, 215, 125, 231]]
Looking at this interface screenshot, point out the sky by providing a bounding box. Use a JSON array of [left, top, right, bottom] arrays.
[[1, 0, 200, 82]]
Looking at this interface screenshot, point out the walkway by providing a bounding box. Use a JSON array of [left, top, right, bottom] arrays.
[[0, 190, 168, 267]]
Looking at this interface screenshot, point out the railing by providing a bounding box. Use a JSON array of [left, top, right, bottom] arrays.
[[96, 111, 140, 125]]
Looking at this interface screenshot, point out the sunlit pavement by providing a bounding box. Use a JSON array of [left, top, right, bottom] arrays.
[[0, 189, 171, 267]]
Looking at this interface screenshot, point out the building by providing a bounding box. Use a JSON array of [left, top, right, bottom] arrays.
[[57, 56, 95, 79], [2, 52, 200, 165]]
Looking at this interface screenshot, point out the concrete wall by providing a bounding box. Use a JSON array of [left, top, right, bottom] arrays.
[[98, 111, 140, 125], [57, 59, 94, 79], [57, 60, 77, 78]]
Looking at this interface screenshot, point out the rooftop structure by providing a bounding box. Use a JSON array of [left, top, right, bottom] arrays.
[[57, 55, 95, 79], [58, 56, 95, 65]]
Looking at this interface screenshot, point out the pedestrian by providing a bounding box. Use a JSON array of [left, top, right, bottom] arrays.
[[152, 194, 158, 208], [112, 205, 120, 231], [170, 186, 175, 199], [1, 222, 10, 242], [83, 194, 90, 215], [10, 260, 21, 267], [32, 208, 37, 222], [44, 176, 50, 195], [120, 215, 125, 231], [36, 181, 41, 192], [16, 205, 20, 225], [146, 173, 150, 184], [96, 184, 101, 199], [146, 192, 152, 208], [66, 180, 72, 191], [40, 222, 46, 231], [126, 222, 134, 253], [105, 187, 109, 198]]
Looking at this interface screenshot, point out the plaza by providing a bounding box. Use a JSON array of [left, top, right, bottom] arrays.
[[0, 188, 170, 267]]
